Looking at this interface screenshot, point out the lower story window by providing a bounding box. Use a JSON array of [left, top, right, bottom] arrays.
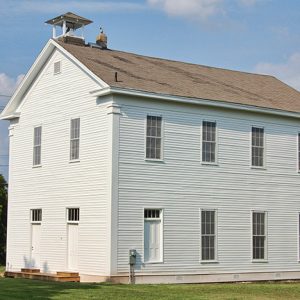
[[31, 209, 42, 223], [201, 210, 216, 261], [298, 213, 300, 260], [144, 209, 162, 263], [252, 211, 266, 260], [67, 208, 80, 222]]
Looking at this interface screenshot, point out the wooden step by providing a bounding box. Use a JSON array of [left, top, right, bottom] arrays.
[[57, 272, 79, 277], [21, 268, 40, 273], [5, 271, 80, 282]]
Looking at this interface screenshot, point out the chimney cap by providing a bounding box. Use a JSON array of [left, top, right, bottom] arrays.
[[45, 12, 93, 29]]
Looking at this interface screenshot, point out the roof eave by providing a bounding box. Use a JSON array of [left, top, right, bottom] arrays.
[[91, 87, 300, 120], [0, 39, 109, 120], [1, 113, 20, 120]]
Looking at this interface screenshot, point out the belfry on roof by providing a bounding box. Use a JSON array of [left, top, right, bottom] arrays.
[[45, 12, 93, 44]]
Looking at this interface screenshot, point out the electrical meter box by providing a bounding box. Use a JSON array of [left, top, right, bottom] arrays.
[[129, 249, 137, 265]]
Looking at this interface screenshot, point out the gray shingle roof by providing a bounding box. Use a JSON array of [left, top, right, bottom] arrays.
[[59, 41, 300, 114]]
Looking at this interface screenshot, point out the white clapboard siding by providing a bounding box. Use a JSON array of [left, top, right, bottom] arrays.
[[115, 97, 300, 275], [7, 48, 110, 275]]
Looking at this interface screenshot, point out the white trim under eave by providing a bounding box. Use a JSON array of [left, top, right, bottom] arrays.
[[90, 87, 300, 120], [1, 113, 20, 120]]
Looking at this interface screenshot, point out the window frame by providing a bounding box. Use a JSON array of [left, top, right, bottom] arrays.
[[251, 210, 268, 262], [201, 120, 218, 165], [66, 207, 80, 224], [298, 132, 300, 173], [298, 213, 300, 262], [144, 114, 164, 162], [70, 118, 80, 162], [251, 126, 266, 169], [200, 209, 218, 263], [33, 125, 42, 167], [30, 209, 42, 224], [143, 208, 164, 264]]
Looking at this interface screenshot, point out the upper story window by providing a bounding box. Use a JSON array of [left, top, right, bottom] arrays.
[[202, 121, 217, 163], [70, 118, 80, 161], [33, 126, 42, 166], [252, 211, 267, 260], [31, 209, 42, 223], [251, 127, 264, 167], [146, 115, 162, 160], [54, 61, 61, 74], [201, 210, 217, 261]]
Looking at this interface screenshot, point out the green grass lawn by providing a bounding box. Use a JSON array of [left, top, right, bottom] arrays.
[[0, 278, 300, 300], [0, 265, 5, 273]]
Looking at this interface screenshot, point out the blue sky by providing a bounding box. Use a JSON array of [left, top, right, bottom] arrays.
[[1, 0, 300, 179]]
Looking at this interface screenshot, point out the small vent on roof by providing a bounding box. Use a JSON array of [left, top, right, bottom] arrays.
[[54, 61, 61, 74]]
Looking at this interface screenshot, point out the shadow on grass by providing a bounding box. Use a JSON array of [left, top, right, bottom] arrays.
[[0, 278, 101, 300], [1, 278, 300, 300]]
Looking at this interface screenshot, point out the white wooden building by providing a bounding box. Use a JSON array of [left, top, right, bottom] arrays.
[[2, 13, 300, 283]]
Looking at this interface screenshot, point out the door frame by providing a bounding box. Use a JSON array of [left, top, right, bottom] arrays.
[[30, 209, 42, 268], [30, 223, 41, 268], [66, 207, 80, 271]]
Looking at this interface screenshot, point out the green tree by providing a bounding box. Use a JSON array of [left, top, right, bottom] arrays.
[[0, 175, 7, 265]]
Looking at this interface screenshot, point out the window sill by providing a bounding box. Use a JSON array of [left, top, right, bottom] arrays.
[[145, 159, 164, 163], [144, 260, 164, 264], [201, 162, 219, 166], [69, 159, 80, 164], [251, 166, 266, 170], [252, 259, 268, 263], [200, 260, 219, 264], [32, 165, 42, 168]]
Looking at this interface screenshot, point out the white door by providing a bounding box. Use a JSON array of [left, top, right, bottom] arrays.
[[31, 224, 41, 268], [144, 220, 161, 262], [68, 224, 79, 271]]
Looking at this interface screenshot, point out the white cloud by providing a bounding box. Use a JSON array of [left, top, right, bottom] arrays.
[[147, 0, 262, 22], [254, 53, 300, 91], [1, 1, 145, 14], [237, 0, 258, 6], [0, 73, 24, 99], [147, 0, 224, 20]]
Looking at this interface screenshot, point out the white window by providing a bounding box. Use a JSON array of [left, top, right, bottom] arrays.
[[252, 211, 267, 260], [298, 213, 300, 261], [33, 126, 42, 166], [202, 121, 217, 163], [67, 208, 80, 223], [252, 127, 264, 167], [54, 61, 61, 74], [70, 118, 80, 160], [201, 210, 216, 261], [31, 209, 42, 223], [146, 116, 162, 160], [299, 213, 300, 260], [144, 209, 162, 263]]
